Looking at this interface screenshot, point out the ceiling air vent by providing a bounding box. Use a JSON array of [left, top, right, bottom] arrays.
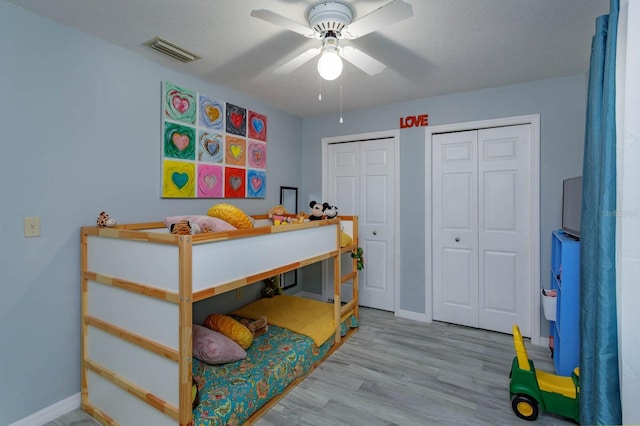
[[145, 37, 200, 63]]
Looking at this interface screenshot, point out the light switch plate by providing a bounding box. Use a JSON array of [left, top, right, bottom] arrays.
[[24, 216, 40, 237]]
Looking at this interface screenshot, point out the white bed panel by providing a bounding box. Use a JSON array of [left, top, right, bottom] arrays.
[[192, 225, 337, 292], [87, 371, 177, 426], [88, 281, 179, 349], [253, 219, 271, 227], [87, 236, 180, 292], [88, 327, 178, 406]]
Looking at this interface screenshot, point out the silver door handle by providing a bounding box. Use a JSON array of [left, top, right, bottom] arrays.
[[455, 237, 460, 242]]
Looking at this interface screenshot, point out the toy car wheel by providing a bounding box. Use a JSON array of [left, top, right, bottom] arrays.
[[512, 394, 539, 421]]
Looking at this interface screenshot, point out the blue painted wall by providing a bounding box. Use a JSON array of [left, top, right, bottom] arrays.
[[0, 2, 301, 424], [300, 76, 587, 315], [0, 0, 587, 423]]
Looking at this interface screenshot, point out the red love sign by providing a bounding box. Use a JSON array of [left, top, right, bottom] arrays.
[[400, 114, 429, 129]]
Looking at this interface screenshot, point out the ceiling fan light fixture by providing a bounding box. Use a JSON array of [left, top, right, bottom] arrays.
[[252, 0, 412, 81], [317, 49, 343, 80]]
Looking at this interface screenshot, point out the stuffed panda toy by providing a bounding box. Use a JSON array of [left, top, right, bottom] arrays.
[[309, 201, 325, 220]]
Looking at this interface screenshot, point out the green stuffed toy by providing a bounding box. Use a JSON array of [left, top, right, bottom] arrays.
[[262, 276, 283, 298], [351, 247, 364, 270]]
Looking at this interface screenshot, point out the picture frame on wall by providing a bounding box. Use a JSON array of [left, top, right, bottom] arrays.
[[161, 81, 268, 199]]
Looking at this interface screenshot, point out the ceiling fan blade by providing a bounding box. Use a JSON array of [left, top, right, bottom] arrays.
[[274, 48, 321, 75], [250, 9, 316, 38], [342, 0, 413, 40], [341, 46, 385, 75]]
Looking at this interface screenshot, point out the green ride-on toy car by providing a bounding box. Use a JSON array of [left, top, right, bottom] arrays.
[[509, 324, 580, 422]]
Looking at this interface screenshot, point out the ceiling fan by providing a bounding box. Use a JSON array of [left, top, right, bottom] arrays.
[[251, 0, 413, 81]]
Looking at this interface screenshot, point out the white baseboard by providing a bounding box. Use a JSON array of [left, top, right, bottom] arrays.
[[10, 393, 80, 426], [536, 336, 550, 346], [396, 308, 428, 323]]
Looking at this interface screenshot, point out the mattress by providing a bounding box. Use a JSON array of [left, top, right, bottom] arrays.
[[192, 315, 358, 425], [231, 294, 340, 346]]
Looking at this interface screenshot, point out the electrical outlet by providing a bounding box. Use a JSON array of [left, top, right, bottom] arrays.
[[236, 288, 243, 300], [24, 216, 41, 238]]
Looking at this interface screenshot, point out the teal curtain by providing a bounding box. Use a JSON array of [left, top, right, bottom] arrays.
[[579, 0, 621, 424]]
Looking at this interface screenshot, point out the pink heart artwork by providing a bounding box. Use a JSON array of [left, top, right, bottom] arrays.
[[203, 174, 217, 188], [172, 133, 189, 151], [251, 176, 263, 192], [249, 143, 266, 168], [252, 147, 263, 163], [172, 95, 190, 114]]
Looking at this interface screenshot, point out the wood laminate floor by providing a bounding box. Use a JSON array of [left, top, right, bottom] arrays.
[[49, 307, 573, 426]]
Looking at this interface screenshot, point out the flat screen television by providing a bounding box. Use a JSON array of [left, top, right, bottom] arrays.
[[562, 176, 582, 240]]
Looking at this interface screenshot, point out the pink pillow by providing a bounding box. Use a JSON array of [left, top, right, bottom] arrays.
[[164, 215, 237, 233], [192, 324, 246, 364]]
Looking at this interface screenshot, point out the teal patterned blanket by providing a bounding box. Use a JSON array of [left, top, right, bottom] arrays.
[[192, 315, 358, 425]]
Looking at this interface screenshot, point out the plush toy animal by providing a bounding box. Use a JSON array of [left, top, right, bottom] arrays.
[[170, 220, 193, 235], [170, 220, 214, 235], [351, 247, 365, 270], [261, 276, 283, 298], [170, 220, 209, 235], [96, 211, 116, 228], [240, 316, 269, 338], [308, 201, 325, 220], [322, 203, 338, 219]]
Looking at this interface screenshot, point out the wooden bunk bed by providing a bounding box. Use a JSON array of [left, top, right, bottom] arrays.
[[80, 215, 359, 426]]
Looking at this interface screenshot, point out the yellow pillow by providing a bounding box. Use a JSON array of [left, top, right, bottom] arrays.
[[340, 231, 353, 247], [207, 203, 254, 229], [203, 314, 253, 350]]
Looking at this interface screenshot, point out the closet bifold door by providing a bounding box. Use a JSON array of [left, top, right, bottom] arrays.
[[432, 124, 532, 336], [476, 125, 532, 335], [326, 137, 396, 312], [432, 130, 479, 328]]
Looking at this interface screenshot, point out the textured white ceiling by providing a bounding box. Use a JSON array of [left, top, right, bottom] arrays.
[[8, 0, 609, 117]]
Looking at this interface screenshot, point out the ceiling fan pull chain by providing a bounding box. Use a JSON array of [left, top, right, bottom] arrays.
[[318, 74, 322, 101]]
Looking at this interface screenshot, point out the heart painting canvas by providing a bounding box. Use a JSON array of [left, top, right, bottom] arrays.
[[161, 81, 267, 199]]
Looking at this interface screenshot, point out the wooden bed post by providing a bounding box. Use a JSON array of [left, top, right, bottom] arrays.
[[80, 229, 89, 411], [334, 223, 342, 344], [352, 217, 359, 319], [178, 235, 193, 426]]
